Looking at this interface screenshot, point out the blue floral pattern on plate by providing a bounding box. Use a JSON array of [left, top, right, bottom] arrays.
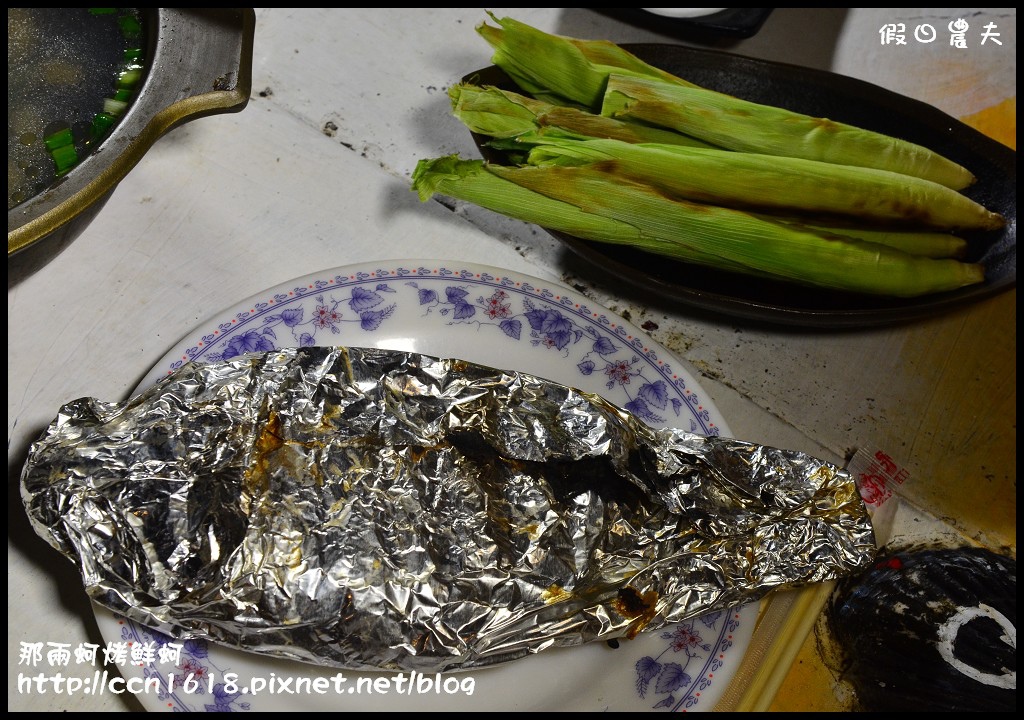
[[116, 617, 251, 712], [157, 264, 720, 435], [107, 261, 753, 712], [635, 610, 743, 711]]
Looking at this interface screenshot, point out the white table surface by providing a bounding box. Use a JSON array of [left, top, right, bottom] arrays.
[[8, 8, 1016, 712]]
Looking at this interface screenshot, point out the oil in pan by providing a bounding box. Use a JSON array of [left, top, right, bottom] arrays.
[[7, 8, 147, 210]]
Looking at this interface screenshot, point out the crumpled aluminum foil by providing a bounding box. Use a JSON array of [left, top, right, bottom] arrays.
[[21, 346, 876, 672]]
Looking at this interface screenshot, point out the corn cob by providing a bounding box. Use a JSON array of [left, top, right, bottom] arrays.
[[602, 74, 977, 190], [449, 83, 715, 148], [475, 13, 694, 109], [411, 156, 984, 297], [520, 135, 1003, 231]]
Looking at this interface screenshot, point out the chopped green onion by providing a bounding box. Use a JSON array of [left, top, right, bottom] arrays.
[[117, 68, 142, 89], [51, 144, 79, 175], [91, 112, 116, 137], [44, 128, 74, 151], [118, 14, 142, 38], [103, 97, 129, 116]]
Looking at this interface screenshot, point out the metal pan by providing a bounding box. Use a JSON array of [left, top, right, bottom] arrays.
[[8, 8, 256, 286]]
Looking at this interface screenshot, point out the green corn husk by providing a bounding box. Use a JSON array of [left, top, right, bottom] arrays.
[[521, 135, 1004, 231], [764, 219, 968, 259], [411, 155, 669, 247], [602, 74, 976, 190], [411, 155, 748, 274], [476, 13, 694, 109], [490, 164, 985, 295], [450, 83, 715, 149], [411, 156, 984, 297]]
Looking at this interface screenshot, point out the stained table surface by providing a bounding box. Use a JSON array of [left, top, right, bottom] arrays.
[[8, 8, 1015, 712]]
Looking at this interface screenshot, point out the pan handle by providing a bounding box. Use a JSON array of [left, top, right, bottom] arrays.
[[8, 8, 256, 265], [138, 8, 256, 134]]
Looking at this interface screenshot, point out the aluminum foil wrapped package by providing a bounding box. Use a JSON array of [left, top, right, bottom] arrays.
[[21, 346, 876, 672]]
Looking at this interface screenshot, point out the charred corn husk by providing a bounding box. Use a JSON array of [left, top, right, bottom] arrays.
[[412, 155, 643, 244], [411, 156, 984, 297], [476, 13, 694, 109], [601, 74, 976, 190], [449, 83, 714, 149], [520, 135, 1003, 231], [764, 220, 968, 259]]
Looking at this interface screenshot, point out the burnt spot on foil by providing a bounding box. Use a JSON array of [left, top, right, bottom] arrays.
[[614, 587, 660, 638], [542, 583, 572, 604], [246, 411, 284, 495]]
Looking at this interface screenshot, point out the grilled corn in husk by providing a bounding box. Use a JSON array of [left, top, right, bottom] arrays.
[[412, 15, 1001, 298], [519, 135, 1002, 231], [412, 157, 984, 297], [601, 73, 976, 190]]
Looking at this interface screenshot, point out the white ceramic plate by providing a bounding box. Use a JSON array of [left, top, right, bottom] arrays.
[[640, 8, 727, 18], [93, 260, 756, 711]]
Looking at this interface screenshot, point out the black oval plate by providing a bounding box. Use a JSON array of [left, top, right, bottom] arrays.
[[462, 45, 1016, 328], [594, 9, 775, 41]]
